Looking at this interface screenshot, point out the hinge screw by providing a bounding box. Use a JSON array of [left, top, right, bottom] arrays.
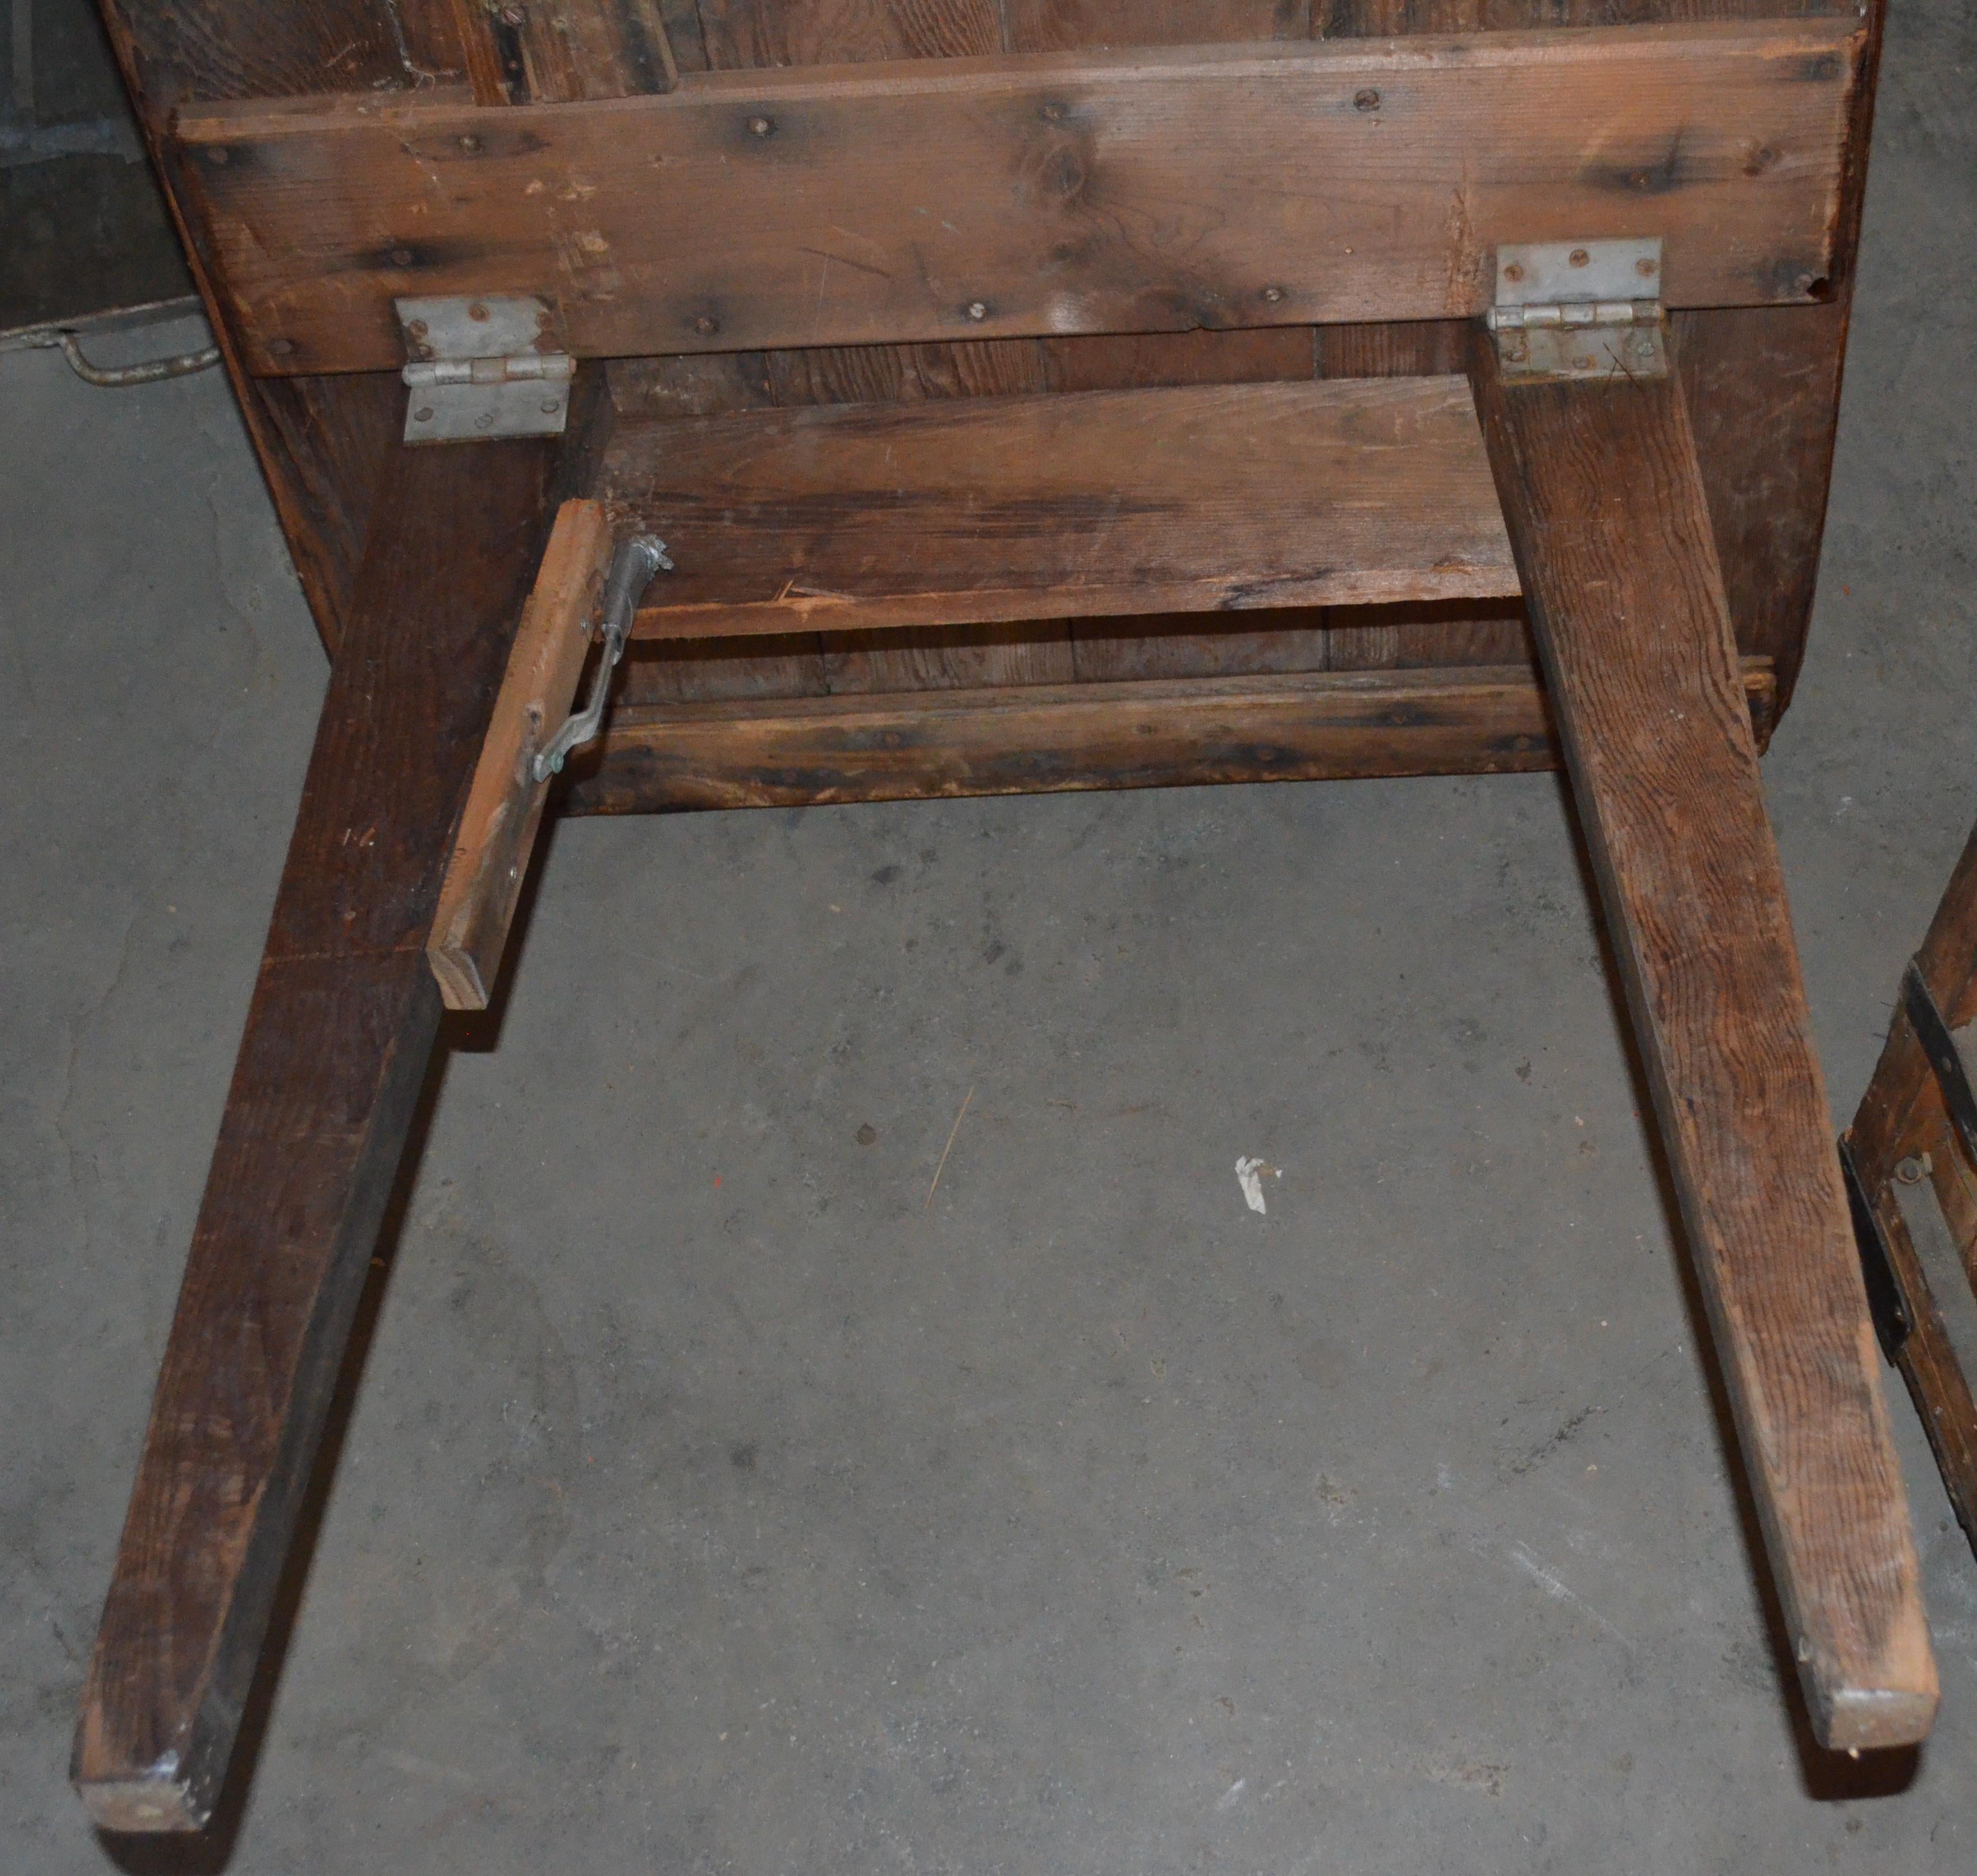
[[966, 302, 988, 322], [1896, 1156, 1928, 1185], [1568, 248, 1590, 268], [1261, 285, 1284, 304], [1503, 262, 1524, 284], [413, 406, 434, 423], [693, 315, 719, 336], [749, 116, 773, 137], [1353, 89, 1380, 112], [1636, 256, 1658, 277]]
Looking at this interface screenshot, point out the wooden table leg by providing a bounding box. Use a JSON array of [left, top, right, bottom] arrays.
[[70, 434, 560, 1831], [1470, 333, 1938, 1751]]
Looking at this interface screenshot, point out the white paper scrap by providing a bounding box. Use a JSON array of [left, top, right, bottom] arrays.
[[1235, 1156, 1280, 1215]]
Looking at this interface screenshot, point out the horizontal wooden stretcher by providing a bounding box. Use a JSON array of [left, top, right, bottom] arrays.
[[71, 0, 1945, 1837]]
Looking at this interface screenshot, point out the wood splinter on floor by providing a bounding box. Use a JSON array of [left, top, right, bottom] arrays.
[[926, 1085, 976, 1210]]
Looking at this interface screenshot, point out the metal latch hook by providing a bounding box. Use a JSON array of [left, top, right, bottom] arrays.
[[532, 535, 673, 781]]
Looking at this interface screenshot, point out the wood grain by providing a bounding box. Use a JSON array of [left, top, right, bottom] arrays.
[[174, 21, 1865, 376], [558, 656, 1776, 811], [430, 499, 613, 1009], [1471, 330, 1936, 1750], [599, 377, 1517, 639], [1848, 819, 1977, 1551], [451, 0, 678, 105], [92, 1, 467, 113], [562, 663, 1558, 809], [71, 435, 559, 1833]]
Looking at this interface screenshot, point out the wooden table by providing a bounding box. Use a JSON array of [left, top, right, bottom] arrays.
[[72, 0, 1937, 1833]]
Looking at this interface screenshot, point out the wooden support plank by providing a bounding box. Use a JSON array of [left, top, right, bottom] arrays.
[[556, 657, 1777, 813], [1469, 333, 1937, 1751], [449, 0, 678, 105], [94, 1, 468, 112], [600, 377, 1517, 639], [1847, 821, 1977, 1549], [71, 434, 559, 1833], [430, 499, 613, 1009], [173, 21, 1865, 376]]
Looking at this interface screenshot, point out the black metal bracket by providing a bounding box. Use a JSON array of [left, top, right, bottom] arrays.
[[1902, 959, 1977, 1165], [1840, 1135, 1913, 1365]]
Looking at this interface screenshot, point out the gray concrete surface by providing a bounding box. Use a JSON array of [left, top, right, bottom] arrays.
[[3, 5, 1974, 1869]]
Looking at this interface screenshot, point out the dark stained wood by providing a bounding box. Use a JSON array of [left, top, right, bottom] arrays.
[[451, 0, 678, 105], [175, 21, 1865, 376], [1005, 0, 1309, 49], [93, 1, 467, 114], [71, 435, 560, 1833], [1847, 821, 1977, 1550], [1676, 302, 1849, 715], [430, 499, 613, 1009], [558, 657, 1777, 812], [601, 377, 1518, 639], [246, 373, 407, 659], [1471, 330, 1936, 1751], [566, 664, 1557, 809], [697, 0, 1002, 64]]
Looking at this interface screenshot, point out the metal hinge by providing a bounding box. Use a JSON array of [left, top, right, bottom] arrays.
[[1487, 239, 1667, 382], [396, 295, 573, 444]]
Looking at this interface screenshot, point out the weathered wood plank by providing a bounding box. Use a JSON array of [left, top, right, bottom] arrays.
[[599, 377, 1517, 639], [449, 0, 678, 105], [429, 499, 612, 1010], [71, 435, 560, 1833], [174, 21, 1865, 376], [1848, 820, 1977, 1551], [556, 657, 1777, 813], [94, 1, 467, 113], [1470, 331, 1936, 1751]]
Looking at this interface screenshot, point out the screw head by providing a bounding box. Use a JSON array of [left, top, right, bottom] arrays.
[[1568, 247, 1590, 268], [390, 247, 415, 269], [205, 146, 231, 167], [468, 301, 489, 321], [413, 406, 434, 422], [1572, 354, 1596, 372], [1503, 262, 1524, 284], [1261, 285, 1284, 304], [966, 301, 988, 322], [407, 318, 428, 339], [474, 411, 494, 430], [1635, 256, 1658, 277], [748, 116, 773, 138], [459, 134, 482, 155], [1353, 89, 1380, 112], [267, 338, 295, 357], [540, 398, 562, 415], [693, 315, 719, 336], [1896, 1156, 1927, 1185]]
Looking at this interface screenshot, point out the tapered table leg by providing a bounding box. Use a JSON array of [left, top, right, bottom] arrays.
[[72, 433, 559, 1830], [1471, 331, 1937, 1751]]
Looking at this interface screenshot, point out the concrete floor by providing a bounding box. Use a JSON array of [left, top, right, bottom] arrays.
[[4, 6, 1975, 1870]]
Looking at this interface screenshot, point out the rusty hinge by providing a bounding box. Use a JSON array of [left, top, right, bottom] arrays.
[[1487, 239, 1668, 382], [396, 295, 574, 444]]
